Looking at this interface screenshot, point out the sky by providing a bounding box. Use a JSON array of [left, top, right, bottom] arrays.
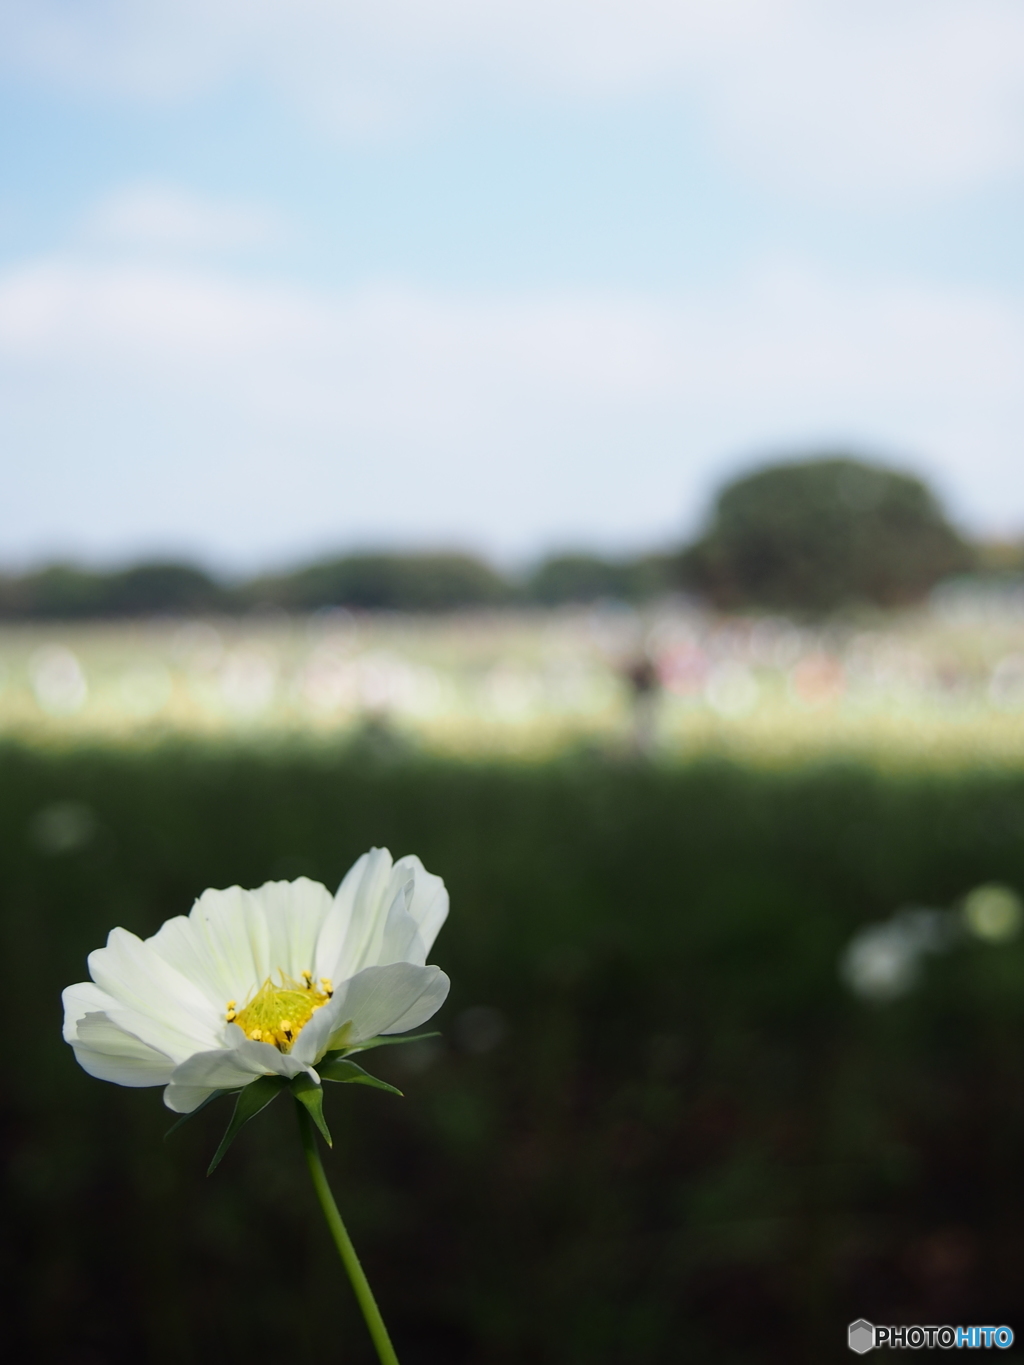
[[1, 0, 1023, 572]]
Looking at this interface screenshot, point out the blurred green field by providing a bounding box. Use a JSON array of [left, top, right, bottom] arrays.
[[5, 740, 1024, 1362], [3, 591, 1024, 765]]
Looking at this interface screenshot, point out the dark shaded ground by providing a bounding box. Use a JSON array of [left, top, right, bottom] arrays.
[[2, 740, 1024, 1363]]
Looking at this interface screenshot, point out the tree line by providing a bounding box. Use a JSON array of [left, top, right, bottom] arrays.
[[0, 551, 678, 618], [0, 455, 1003, 620]]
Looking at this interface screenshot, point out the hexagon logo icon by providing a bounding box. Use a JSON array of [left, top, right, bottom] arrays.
[[848, 1319, 875, 1354]]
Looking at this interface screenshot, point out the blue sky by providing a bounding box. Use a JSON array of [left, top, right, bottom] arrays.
[[1, 0, 1023, 571]]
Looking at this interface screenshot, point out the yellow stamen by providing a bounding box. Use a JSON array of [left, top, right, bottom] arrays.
[[230, 970, 332, 1052]]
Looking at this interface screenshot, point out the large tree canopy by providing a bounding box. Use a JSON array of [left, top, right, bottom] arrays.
[[681, 456, 971, 613]]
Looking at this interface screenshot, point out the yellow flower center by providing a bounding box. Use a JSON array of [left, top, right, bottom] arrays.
[[226, 970, 333, 1051]]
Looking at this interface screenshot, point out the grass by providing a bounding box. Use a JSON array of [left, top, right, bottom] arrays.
[[5, 740, 1024, 1360]]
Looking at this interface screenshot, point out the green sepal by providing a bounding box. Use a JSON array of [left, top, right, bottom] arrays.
[[290, 1073, 333, 1146], [164, 1087, 233, 1142], [325, 1030, 439, 1061], [354, 1030, 440, 1052], [207, 1075, 289, 1176], [318, 1055, 403, 1097]]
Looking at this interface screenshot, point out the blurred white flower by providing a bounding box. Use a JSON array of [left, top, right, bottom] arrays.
[[356, 650, 418, 713], [749, 618, 805, 670], [30, 800, 98, 855], [963, 883, 1023, 942], [840, 908, 954, 1002], [219, 643, 277, 715], [484, 664, 542, 720], [30, 645, 88, 714], [705, 660, 759, 717], [988, 654, 1024, 712], [63, 849, 449, 1113], [118, 662, 173, 717], [300, 646, 358, 714], [172, 621, 224, 672]]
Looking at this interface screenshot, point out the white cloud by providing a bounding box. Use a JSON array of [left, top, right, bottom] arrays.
[[83, 184, 289, 254], [2, 1, 1024, 198], [697, 2, 1024, 197], [0, 246, 1022, 562]]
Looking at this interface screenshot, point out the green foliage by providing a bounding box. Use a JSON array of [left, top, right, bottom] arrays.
[[101, 563, 227, 616], [290, 1074, 334, 1149], [6, 742, 1024, 1360], [526, 553, 674, 604], [0, 564, 108, 618], [349, 1031, 439, 1052], [0, 552, 513, 619], [0, 548, 677, 619], [0, 560, 227, 619], [248, 552, 511, 612], [973, 538, 1024, 575], [682, 454, 973, 613], [207, 1075, 289, 1174], [319, 1054, 404, 1096]]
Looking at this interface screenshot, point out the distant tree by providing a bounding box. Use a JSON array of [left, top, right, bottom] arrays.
[[973, 539, 1024, 576], [0, 565, 107, 619], [0, 560, 226, 619], [681, 455, 972, 613], [251, 552, 511, 612], [526, 553, 673, 604], [101, 563, 226, 615]]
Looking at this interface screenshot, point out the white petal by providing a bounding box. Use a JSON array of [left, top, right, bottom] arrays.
[[102, 1005, 225, 1067], [288, 991, 355, 1062], [378, 965, 450, 1035], [339, 860, 448, 973], [171, 884, 272, 1003], [291, 962, 449, 1062], [229, 1034, 312, 1081], [165, 1048, 261, 1097], [365, 882, 427, 970], [150, 879, 336, 1014], [316, 849, 449, 978], [162, 1084, 219, 1113], [62, 980, 120, 1042], [73, 1011, 177, 1087], [250, 878, 335, 982], [317, 847, 394, 981], [146, 911, 235, 1010], [393, 855, 449, 959], [164, 1033, 312, 1111], [88, 928, 223, 1056]]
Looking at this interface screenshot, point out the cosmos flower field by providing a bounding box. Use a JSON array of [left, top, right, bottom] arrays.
[[3, 583, 1024, 765]]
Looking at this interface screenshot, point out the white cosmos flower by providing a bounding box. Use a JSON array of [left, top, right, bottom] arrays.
[[62, 848, 449, 1114]]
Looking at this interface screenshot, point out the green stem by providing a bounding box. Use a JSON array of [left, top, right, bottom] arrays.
[[296, 1102, 401, 1365]]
